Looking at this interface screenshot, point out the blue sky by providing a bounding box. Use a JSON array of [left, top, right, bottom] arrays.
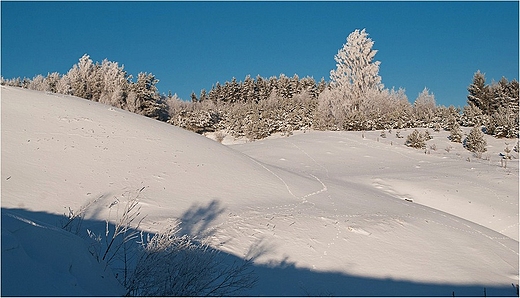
[[1, 1, 518, 107]]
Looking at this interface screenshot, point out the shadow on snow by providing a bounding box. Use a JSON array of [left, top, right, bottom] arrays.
[[2, 201, 518, 297]]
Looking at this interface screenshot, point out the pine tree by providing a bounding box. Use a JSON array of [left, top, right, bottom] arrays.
[[467, 70, 493, 115], [127, 72, 167, 120], [464, 126, 487, 157], [488, 105, 518, 138], [190, 92, 198, 103], [199, 89, 208, 102], [449, 122, 463, 143], [405, 129, 426, 149], [461, 102, 485, 127]]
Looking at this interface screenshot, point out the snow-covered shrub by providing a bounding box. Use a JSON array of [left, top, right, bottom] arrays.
[[503, 144, 512, 160], [424, 129, 433, 140], [170, 109, 220, 134], [214, 131, 226, 143], [449, 122, 464, 143], [87, 191, 143, 272], [464, 126, 487, 157], [405, 129, 427, 149]]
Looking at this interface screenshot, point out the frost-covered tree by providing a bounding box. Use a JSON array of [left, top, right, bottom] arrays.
[[27, 74, 46, 91], [127, 72, 167, 120], [464, 126, 487, 157], [329, 29, 383, 113], [413, 87, 436, 123], [1, 77, 23, 87], [56, 74, 73, 95], [98, 59, 129, 108], [65, 54, 96, 100], [461, 102, 485, 127], [45, 72, 61, 93], [487, 105, 519, 138]]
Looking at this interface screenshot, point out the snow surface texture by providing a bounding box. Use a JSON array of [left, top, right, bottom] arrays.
[[2, 86, 518, 296]]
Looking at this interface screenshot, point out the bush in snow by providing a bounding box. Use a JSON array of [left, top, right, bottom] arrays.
[[405, 129, 427, 149], [464, 126, 487, 157], [126, 224, 257, 296], [80, 189, 257, 296], [449, 122, 464, 143], [214, 131, 226, 143]]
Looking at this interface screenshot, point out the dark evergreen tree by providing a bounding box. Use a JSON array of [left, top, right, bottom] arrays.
[[199, 89, 208, 102], [467, 70, 493, 115], [127, 72, 167, 120], [190, 91, 198, 103]]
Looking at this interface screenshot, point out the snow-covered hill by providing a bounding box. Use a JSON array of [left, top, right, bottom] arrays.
[[2, 86, 518, 296]]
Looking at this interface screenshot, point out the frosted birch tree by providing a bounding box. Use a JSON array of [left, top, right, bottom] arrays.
[[317, 29, 383, 129], [329, 28, 383, 112], [98, 59, 129, 108]]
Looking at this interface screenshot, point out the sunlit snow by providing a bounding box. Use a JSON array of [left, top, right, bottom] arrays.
[[2, 86, 518, 296]]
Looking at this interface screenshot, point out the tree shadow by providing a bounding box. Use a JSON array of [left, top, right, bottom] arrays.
[[178, 199, 225, 239], [2, 206, 518, 297]]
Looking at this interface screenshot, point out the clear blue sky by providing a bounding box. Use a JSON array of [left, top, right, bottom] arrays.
[[2, 1, 518, 107]]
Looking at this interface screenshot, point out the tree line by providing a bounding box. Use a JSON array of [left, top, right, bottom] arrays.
[[2, 29, 518, 141]]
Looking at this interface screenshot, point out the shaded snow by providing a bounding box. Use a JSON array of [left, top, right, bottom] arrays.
[[2, 86, 518, 296], [2, 210, 124, 296]]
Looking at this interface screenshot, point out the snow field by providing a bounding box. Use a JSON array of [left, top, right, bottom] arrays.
[[2, 86, 518, 296]]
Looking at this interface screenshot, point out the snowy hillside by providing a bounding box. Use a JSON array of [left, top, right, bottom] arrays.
[[2, 86, 518, 296]]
